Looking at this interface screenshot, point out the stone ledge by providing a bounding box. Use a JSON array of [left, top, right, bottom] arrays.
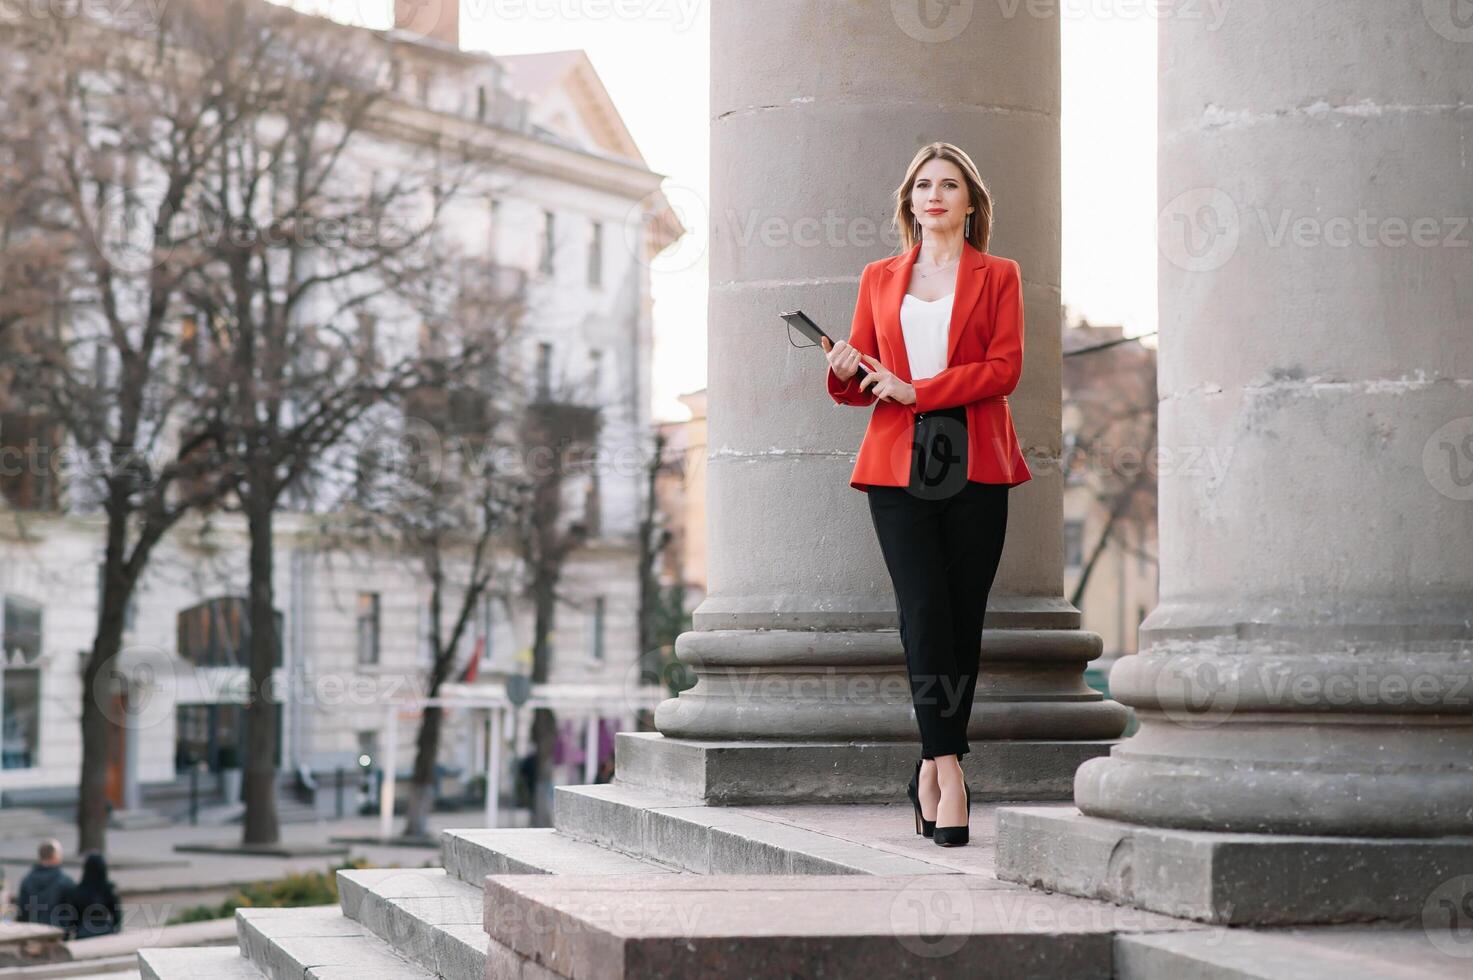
[[336, 868, 485, 980], [995, 805, 1473, 925], [234, 905, 434, 980], [440, 828, 675, 886], [481, 872, 1200, 980], [612, 731, 1115, 804], [1115, 925, 1466, 979], [553, 783, 954, 876], [138, 945, 264, 980]]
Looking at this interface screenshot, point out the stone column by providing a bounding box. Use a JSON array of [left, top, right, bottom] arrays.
[[641, 0, 1126, 803], [996, 1, 1473, 923]]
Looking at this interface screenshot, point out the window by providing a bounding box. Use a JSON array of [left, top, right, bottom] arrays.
[[179, 315, 200, 363], [536, 342, 552, 400], [357, 592, 381, 666], [487, 196, 501, 261], [539, 210, 556, 275], [3, 595, 42, 665], [177, 596, 282, 668], [174, 703, 247, 773], [1, 667, 40, 770], [588, 596, 605, 661], [476, 592, 497, 662], [356, 311, 378, 375], [587, 221, 603, 287], [1063, 520, 1084, 569], [0, 411, 63, 512], [417, 594, 435, 668]]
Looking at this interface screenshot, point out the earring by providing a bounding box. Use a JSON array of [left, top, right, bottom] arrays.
[[965, 213, 972, 239]]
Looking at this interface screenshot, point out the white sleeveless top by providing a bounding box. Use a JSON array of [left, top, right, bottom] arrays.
[[900, 292, 954, 381]]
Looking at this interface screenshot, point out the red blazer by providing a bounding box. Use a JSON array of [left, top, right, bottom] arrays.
[[827, 241, 1032, 491]]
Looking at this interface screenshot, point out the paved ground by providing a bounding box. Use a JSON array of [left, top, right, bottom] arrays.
[[1, 808, 534, 937]]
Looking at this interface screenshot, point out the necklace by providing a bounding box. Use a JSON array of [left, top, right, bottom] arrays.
[[915, 255, 959, 280]]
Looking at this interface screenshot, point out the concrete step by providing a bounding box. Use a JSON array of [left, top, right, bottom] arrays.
[[234, 904, 434, 980], [108, 808, 173, 831], [336, 868, 485, 980], [612, 730, 1113, 804], [480, 871, 1202, 979], [137, 946, 263, 980], [441, 828, 677, 887], [1115, 926, 1467, 979], [335, 865, 564, 980], [0, 807, 59, 839], [552, 782, 953, 875]]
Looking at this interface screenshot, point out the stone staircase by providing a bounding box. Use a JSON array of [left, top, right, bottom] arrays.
[[138, 788, 686, 980], [137, 736, 1462, 979], [137, 771, 1202, 979]]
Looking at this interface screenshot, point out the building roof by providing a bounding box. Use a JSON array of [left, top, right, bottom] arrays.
[[496, 50, 648, 166]]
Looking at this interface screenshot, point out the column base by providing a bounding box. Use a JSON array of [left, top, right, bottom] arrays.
[[613, 731, 1117, 804], [994, 805, 1473, 925], [654, 627, 1131, 741]]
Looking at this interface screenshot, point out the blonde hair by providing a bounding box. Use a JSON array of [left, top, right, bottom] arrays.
[[893, 141, 994, 254]]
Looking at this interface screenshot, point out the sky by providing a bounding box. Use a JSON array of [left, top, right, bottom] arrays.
[[279, 2, 1157, 423]]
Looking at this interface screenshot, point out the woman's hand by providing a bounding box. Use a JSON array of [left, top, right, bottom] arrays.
[[857, 353, 916, 405], [819, 336, 861, 382]]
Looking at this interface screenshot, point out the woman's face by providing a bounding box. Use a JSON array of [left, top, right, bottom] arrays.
[[911, 157, 973, 241]]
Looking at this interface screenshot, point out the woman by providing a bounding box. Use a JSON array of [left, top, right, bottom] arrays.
[[820, 142, 1031, 847], [62, 852, 122, 940]]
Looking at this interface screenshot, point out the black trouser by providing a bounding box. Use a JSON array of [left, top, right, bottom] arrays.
[[866, 406, 1009, 760]]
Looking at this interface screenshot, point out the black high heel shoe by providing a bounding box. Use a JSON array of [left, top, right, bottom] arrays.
[[906, 759, 935, 838], [933, 779, 970, 847]]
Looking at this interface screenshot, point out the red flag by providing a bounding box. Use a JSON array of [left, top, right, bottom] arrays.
[[461, 634, 485, 683]]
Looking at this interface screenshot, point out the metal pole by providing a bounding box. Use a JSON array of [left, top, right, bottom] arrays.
[[378, 707, 398, 841], [485, 705, 501, 828], [583, 711, 599, 784], [335, 767, 345, 819], [189, 763, 199, 826]]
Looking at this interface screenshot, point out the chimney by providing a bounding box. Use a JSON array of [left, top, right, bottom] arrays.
[[394, 0, 458, 48]]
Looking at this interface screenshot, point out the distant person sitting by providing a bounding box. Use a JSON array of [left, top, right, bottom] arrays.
[[15, 839, 76, 932], [63, 853, 122, 940]]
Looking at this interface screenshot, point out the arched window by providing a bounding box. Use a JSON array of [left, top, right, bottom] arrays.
[[176, 596, 282, 668]]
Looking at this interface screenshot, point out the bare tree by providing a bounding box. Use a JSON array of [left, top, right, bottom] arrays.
[[2, 0, 494, 845], [0, 8, 257, 851], [516, 388, 601, 826], [1061, 326, 1158, 608], [323, 260, 529, 839], [151, 0, 496, 846]]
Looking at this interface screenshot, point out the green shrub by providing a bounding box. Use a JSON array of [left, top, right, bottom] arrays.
[[166, 857, 375, 925]]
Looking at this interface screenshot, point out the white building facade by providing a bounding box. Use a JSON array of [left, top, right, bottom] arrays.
[[0, 4, 683, 817]]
